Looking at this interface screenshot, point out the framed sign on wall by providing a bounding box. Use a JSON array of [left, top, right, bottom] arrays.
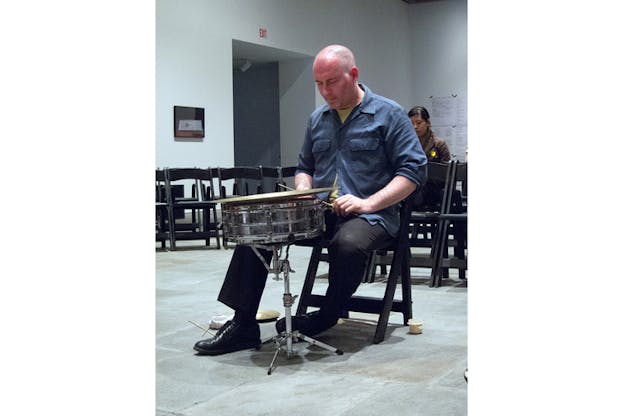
[[174, 106, 205, 138]]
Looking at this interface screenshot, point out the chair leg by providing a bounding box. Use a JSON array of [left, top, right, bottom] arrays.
[[432, 218, 451, 287], [167, 204, 177, 251], [400, 246, 412, 325], [363, 250, 377, 283], [454, 221, 467, 279], [429, 217, 448, 287], [373, 245, 404, 344], [201, 208, 210, 247], [295, 244, 323, 316], [213, 207, 221, 249], [373, 276, 396, 343]]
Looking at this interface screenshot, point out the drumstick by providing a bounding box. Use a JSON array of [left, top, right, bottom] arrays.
[[187, 320, 214, 337], [278, 183, 334, 208]]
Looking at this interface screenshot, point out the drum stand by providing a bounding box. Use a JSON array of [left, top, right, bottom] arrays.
[[250, 243, 343, 375]]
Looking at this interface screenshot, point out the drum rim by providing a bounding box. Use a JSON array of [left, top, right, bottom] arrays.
[[221, 198, 322, 211]]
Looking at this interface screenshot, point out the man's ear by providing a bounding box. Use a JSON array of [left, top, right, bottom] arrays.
[[350, 65, 359, 80]]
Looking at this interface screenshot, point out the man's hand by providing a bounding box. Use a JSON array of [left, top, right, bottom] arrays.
[[332, 194, 372, 216]]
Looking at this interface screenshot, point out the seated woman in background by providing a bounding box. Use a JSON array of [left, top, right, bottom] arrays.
[[407, 106, 451, 163], [407, 105, 451, 210]]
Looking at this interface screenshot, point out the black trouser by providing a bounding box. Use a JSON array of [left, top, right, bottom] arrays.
[[217, 212, 393, 319]]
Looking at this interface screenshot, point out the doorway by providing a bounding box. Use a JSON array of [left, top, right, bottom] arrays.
[[232, 39, 315, 179]]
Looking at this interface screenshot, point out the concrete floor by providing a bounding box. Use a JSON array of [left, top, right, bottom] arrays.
[[156, 241, 467, 416]]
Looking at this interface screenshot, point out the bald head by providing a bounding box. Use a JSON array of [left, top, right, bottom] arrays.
[[312, 45, 362, 110], [313, 44, 356, 73]]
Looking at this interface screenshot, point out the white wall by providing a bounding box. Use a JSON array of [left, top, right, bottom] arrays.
[[408, 0, 468, 106], [279, 58, 314, 167], [156, 0, 466, 169]]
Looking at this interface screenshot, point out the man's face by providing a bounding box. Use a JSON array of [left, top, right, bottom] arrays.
[[313, 60, 357, 110]]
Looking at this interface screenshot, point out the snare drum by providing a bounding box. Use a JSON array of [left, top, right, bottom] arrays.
[[221, 198, 324, 245]]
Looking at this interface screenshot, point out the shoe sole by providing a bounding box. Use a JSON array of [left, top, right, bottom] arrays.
[[194, 342, 261, 356]]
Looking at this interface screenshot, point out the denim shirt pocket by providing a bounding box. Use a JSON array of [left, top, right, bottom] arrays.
[[312, 139, 331, 154], [347, 138, 385, 175], [348, 137, 379, 152], [311, 139, 333, 182]]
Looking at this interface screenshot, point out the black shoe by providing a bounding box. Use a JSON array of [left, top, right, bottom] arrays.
[[193, 320, 261, 356], [275, 310, 338, 337]]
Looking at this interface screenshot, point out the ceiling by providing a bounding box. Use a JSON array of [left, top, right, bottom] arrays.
[[402, 0, 443, 3]]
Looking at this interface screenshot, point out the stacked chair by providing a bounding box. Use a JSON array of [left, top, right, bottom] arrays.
[[366, 161, 455, 286], [366, 160, 467, 287], [155, 169, 170, 249], [163, 168, 221, 250], [431, 161, 468, 286], [410, 161, 458, 287], [154, 163, 467, 288], [216, 166, 264, 248]]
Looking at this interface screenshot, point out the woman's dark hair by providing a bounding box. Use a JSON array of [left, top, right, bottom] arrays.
[[407, 106, 430, 121]]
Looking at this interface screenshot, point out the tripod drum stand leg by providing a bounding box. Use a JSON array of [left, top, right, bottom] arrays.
[[251, 244, 343, 375]]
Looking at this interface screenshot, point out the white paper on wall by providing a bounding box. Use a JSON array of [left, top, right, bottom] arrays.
[[426, 94, 468, 161], [429, 96, 456, 127]]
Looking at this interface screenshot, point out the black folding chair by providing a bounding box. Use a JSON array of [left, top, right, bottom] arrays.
[[432, 161, 467, 286], [217, 166, 264, 248], [155, 169, 170, 249], [366, 161, 456, 287], [165, 167, 220, 250], [217, 166, 264, 199], [295, 199, 413, 344]]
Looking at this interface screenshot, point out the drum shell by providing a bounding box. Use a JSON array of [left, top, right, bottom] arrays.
[[222, 198, 324, 244]]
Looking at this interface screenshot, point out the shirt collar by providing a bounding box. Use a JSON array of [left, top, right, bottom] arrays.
[[357, 84, 375, 114], [321, 83, 374, 115]]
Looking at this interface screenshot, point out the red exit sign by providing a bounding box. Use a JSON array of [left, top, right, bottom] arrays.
[[259, 27, 267, 38]]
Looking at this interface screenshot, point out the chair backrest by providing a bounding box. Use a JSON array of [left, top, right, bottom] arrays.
[[217, 166, 263, 198], [455, 162, 467, 196], [156, 169, 166, 202], [259, 165, 298, 192], [427, 161, 450, 185], [408, 161, 455, 213], [166, 168, 215, 202], [396, 197, 411, 249], [441, 160, 458, 215], [451, 162, 467, 213], [259, 166, 282, 192], [279, 166, 297, 190]]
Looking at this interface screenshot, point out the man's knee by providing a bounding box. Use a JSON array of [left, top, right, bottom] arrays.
[[329, 231, 369, 260]]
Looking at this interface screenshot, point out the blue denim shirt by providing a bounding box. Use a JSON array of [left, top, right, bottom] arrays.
[[297, 84, 428, 237]]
